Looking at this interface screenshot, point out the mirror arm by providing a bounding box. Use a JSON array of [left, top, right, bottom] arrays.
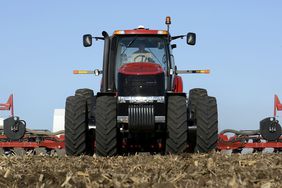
[[94, 37, 105, 41], [171, 35, 186, 40], [176, 70, 210, 74], [73, 69, 103, 76]]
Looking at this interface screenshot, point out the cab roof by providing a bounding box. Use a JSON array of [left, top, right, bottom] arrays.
[[113, 28, 169, 36]]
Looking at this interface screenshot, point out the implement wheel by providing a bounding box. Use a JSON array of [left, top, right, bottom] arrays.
[[95, 96, 118, 157], [194, 96, 218, 153], [165, 95, 188, 154], [65, 96, 93, 156]]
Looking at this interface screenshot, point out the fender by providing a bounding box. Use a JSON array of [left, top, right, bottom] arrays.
[[173, 75, 183, 93]]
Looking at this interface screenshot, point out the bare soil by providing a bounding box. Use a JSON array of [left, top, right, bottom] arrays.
[[0, 153, 281, 188]]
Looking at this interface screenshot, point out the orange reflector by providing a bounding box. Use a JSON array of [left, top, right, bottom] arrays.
[[198, 70, 210, 74], [157, 30, 169, 35], [114, 30, 125, 35], [73, 70, 94, 74]]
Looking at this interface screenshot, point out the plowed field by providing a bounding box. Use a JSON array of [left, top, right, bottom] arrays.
[[0, 153, 281, 188]]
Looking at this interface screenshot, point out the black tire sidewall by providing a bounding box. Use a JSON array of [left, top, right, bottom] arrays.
[[65, 96, 92, 156], [166, 95, 188, 154]]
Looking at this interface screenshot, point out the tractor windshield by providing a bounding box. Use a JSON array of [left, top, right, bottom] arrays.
[[115, 36, 168, 71]]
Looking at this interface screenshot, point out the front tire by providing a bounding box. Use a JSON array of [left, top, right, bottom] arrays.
[[165, 95, 188, 154], [95, 96, 118, 157]]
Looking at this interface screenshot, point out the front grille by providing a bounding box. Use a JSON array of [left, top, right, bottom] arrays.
[[117, 103, 165, 116], [118, 73, 165, 96], [128, 104, 155, 132]]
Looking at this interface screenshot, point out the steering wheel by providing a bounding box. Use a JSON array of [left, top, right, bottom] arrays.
[[134, 55, 147, 62]]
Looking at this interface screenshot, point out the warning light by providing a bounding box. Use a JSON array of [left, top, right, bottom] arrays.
[[166, 16, 171, 25]]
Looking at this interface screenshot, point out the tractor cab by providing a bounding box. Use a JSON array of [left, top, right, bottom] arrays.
[[113, 28, 169, 96], [82, 22, 196, 94]]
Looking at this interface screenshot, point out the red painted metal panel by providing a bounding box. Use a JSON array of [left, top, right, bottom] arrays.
[[113, 29, 169, 35], [122, 29, 168, 35], [0, 135, 64, 149], [217, 134, 282, 150], [0, 95, 14, 116], [274, 95, 282, 116], [125, 29, 160, 35], [173, 75, 183, 93], [118, 63, 164, 76]]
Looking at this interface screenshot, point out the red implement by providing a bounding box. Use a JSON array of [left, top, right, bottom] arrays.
[[0, 135, 64, 150], [274, 95, 282, 117], [218, 95, 282, 153], [0, 95, 14, 116]]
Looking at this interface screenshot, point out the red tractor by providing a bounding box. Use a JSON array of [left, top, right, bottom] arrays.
[[65, 17, 218, 156]]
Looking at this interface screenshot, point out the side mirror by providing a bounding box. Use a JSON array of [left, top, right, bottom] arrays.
[[94, 69, 103, 76], [187, 32, 196, 45], [83, 34, 93, 47]]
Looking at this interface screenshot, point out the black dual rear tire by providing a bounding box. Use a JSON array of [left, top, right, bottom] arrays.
[[166, 95, 188, 154], [75, 88, 95, 121], [95, 96, 118, 157], [65, 96, 94, 156], [165, 92, 217, 154], [188, 88, 208, 122], [75, 88, 96, 151], [187, 88, 208, 151], [194, 96, 218, 152], [187, 88, 218, 153]]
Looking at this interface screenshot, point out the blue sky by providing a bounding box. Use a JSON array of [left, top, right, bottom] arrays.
[[0, 1, 282, 131]]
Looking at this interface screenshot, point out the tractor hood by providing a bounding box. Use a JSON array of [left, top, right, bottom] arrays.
[[117, 63, 165, 96], [118, 63, 164, 76]]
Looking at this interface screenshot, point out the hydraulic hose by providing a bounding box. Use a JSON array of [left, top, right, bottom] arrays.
[[25, 129, 65, 136], [220, 129, 260, 136]]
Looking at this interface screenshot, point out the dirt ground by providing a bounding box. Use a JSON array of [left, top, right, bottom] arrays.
[[0, 153, 281, 188]]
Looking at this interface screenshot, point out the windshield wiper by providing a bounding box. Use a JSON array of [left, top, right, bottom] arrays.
[[120, 36, 138, 56]]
